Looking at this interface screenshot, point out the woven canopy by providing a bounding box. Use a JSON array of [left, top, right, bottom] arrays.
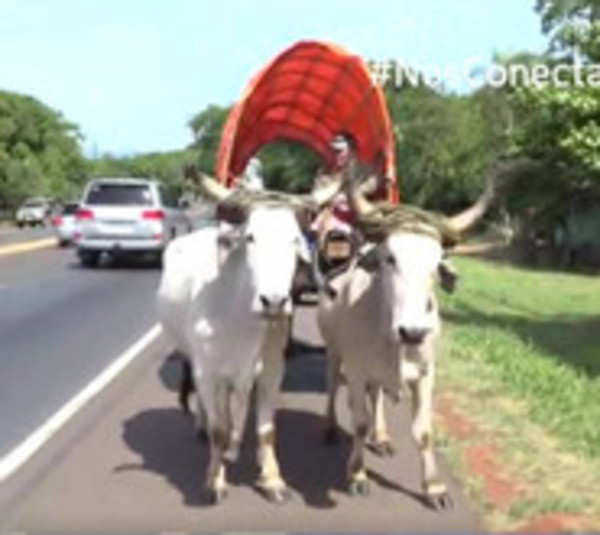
[[215, 40, 399, 202]]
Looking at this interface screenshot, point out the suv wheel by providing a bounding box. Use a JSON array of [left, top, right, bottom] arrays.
[[79, 251, 100, 268]]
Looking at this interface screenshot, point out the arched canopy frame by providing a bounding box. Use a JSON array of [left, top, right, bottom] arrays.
[[216, 40, 398, 202]]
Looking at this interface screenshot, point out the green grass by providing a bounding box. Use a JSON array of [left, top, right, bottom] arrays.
[[436, 257, 600, 528], [440, 257, 600, 459]]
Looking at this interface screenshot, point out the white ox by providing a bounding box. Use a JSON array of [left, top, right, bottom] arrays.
[[318, 180, 493, 510], [157, 173, 337, 504]]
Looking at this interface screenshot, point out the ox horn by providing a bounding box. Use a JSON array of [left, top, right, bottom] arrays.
[[357, 174, 381, 198], [446, 178, 496, 234], [310, 178, 343, 208], [185, 165, 232, 203], [344, 170, 378, 217]]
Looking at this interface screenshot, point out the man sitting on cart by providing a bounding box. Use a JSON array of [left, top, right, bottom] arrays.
[[311, 133, 357, 245], [308, 132, 381, 292], [312, 132, 387, 251], [309, 132, 459, 296]]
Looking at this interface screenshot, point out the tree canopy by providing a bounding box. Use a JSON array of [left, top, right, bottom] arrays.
[[0, 91, 87, 207], [88, 149, 195, 197], [386, 78, 507, 212], [494, 0, 600, 236]]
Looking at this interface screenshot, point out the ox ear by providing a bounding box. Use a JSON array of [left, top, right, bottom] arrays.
[[357, 244, 382, 273], [438, 259, 459, 294]]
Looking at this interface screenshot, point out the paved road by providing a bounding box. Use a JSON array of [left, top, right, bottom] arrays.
[[0, 245, 160, 456], [0, 226, 54, 246], [0, 241, 483, 531]]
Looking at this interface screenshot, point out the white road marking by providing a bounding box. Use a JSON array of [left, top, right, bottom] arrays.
[[0, 324, 163, 482]]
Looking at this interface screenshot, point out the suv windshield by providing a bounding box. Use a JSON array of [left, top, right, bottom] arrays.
[[85, 184, 152, 206], [23, 200, 45, 208]]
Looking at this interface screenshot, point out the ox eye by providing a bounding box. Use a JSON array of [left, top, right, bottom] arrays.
[[245, 234, 255, 244], [386, 255, 396, 267], [426, 298, 434, 313]]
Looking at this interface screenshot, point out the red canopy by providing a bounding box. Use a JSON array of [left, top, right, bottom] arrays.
[[216, 40, 398, 203]]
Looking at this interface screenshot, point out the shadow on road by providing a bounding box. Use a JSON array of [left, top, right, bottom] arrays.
[[117, 405, 355, 508], [157, 341, 329, 396], [285, 336, 326, 359], [117, 407, 213, 507], [138, 347, 427, 510], [282, 340, 328, 393], [119, 377, 426, 511]]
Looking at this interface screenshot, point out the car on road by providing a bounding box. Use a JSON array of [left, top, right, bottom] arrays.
[[51, 202, 79, 247], [75, 177, 191, 267], [15, 198, 53, 228]]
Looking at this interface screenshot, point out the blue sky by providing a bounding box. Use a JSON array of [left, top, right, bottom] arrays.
[[0, 0, 548, 156]]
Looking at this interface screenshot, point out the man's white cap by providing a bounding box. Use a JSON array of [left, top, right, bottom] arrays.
[[330, 134, 349, 151]]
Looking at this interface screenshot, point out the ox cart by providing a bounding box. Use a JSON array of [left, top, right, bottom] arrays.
[[215, 40, 398, 200]]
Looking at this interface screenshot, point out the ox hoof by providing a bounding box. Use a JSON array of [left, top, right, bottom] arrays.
[[203, 486, 228, 505], [371, 440, 395, 457], [262, 486, 292, 505], [323, 426, 341, 446], [425, 491, 453, 511], [348, 479, 371, 497]]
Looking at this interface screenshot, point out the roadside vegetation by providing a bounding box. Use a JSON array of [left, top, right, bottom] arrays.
[[0, 91, 87, 208], [437, 255, 600, 530]]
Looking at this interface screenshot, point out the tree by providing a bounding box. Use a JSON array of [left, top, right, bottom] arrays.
[[188, 104, 321, 193], [0, 91, 87, 207], [258, 141, 321, 193], [384, 71, 505, 213], [537, 0, 600, 60], [188, 105, 231, 174], [496, 0, 600, 237], [88, 149, 195, 198]]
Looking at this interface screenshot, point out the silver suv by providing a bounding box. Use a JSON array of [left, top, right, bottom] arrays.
[[75, 177, 190, 267]]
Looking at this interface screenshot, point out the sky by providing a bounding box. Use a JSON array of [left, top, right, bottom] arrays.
[[0, 0, 548, 156]]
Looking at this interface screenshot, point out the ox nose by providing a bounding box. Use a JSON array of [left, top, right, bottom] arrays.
[[398, 327, 428, 345], [259, 294, 289, 313]]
